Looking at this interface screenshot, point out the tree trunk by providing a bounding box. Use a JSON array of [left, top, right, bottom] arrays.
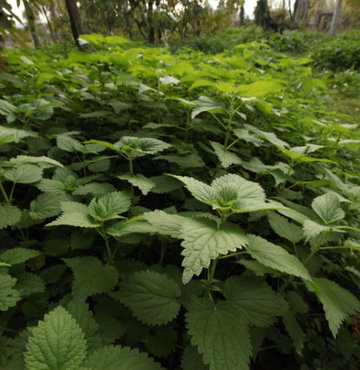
[[23, 1, 40, 48], [147, 0, 155, 43], [41, 6, 56, 43], [65, 0, 83, 48], [294, 0, 310, 21], [329, 0, 342, 37], [240, 5, 245, 25]]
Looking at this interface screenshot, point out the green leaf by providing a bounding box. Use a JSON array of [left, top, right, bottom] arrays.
[[149, 175, 182, 194], [15, 272, 45, 296], [0, 248, 41, 265], [10, 155, 63, 168], [47, 202, 101, 228], [66, 297, 99, 338], [191, 96, 224, 119], [311, 192, 345, 224], [237, 80, 283, 97], [63, 256, 119, 298], [4, 164, 43, 184], [0, 203, 22, 229], [114, 136, 171, 159], [56, 135, 84, 152], [246, 235, 311, 280], [303, 220, 331, 242], [88, 191, 131, 221], [283, 312, 305, 352], [186, 297, 252, 370], [267, 212, 303, 243], [169, 175, 215, 203], [85, 345, 164, 370], [73, 182, 116, 196], [306, 278, 360, 337], [182, 345, 208, 370], [142, 210, 185, 239], [107, 218, 155, 237], [0, 274, 21, 311], [30, 193, 67, 220], [111, 270, 181, 326], [224, 276, 288, 326], [0, 125, 37, 142], [209, 141, 242, 168], [25, 306, 87, 370], [181, 218, 248, 284], [118, 173, 155, 195]]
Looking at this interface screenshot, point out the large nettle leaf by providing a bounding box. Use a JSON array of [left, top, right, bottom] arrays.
[[0, 274, 21, 311], [25, 306, 87, 370], [181, 218, 248, 284], [63, 256, 119, 298], [111, 270, 181, 325], [306, 278, 360, 337], [186, 297, 252, 370], [172, 174, 288, 213], [223, 276, 289, 327], [246, 235, 311, 280], [88, 136, 170, 159], [0, 203, 22, 229], [47, 191, 131, 227], [311, 192, 345, 225], [85, 345, 164, 370], [142, 212, 248, 283]]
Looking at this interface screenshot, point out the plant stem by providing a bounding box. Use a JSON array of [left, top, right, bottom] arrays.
[[98, 226, 112, 263], [129, 159, 134, 196], [0, 182, 9, 203], [218, 251, 247, 260], [9, 182, 16, 202]]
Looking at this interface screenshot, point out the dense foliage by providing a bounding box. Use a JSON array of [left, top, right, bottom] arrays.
[[0, 32, 360, 369]]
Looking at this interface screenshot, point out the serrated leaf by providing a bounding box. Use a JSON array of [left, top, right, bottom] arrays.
[[0, 275, 21, 311], [311, 192, 345, 224], [85, 345, 164, 370], [303, 220, 331, 242], [186, 297, 252, 370], [0, 125, 37, 142], [118, 173, 155, 195], [111, 270, 181, 326], [246, 235, 311, 280], [36, 179, 68, 194], [209, 141, 242, 168], [146, 326, 177, 358], [182, 345, 209, 370], [88, 191, 131, 221], [47, 202, 101, 228], [114, 136, 171, 159], [267, 212, 303, 243], [72, 182, 116, 196], [56, 135, 84, 152], [15, 272, 45, 296], [63, 256, 119, 298], [9, 155, 63, 168], [107, 218, 155, 237], [142, 210, 184, 239], [238, 260, 279, 277], [306, 278, 360, 337], [66, 298, 99, 338], [181, 218, 248, 284], [30, 193, 67, 220], [0, 203, 22, 229], [169, 175, 216, 204], [283, 312, 305, 352], [191, 96, 224, 119], [4, 164, 43, 184], [25, 306, 87, 370], [0, 248, 41, 265], [224, 276, 288, 326], [149, 175, 182, 194]]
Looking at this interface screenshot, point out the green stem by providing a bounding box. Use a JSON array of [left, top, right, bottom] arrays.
[[218, 251, 247, 260], [129, 159, 134, 196], [98, 226, 112, 263], [0, 182, 9, 203], [9, 182, 16, 202], [160, 240, 165, 266]]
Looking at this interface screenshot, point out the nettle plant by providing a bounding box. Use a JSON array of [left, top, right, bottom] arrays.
[[1, 34, 360, 369]]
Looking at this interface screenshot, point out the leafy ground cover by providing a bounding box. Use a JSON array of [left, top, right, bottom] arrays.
[[0, 31, 360, 369]]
